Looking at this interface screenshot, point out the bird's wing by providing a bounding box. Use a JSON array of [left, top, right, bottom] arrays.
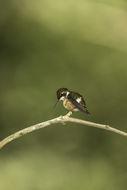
[[68, 94, 89, 114]]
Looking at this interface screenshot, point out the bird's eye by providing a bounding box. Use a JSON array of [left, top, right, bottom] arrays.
[[61, 92, 66, 96]]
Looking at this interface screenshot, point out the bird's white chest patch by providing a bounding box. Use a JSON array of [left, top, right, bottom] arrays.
[[60, 96, 65, 101]]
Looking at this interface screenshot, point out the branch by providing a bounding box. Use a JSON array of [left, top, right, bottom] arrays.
[[0, 113, 127, 149]]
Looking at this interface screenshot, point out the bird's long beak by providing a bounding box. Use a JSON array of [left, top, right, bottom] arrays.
[[53, 100, 59, 108]]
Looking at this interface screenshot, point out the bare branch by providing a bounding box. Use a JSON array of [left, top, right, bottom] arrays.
[[0, 114, 127, 149]]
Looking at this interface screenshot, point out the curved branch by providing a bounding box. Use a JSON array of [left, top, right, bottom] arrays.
[[0, 114, 127, 149]]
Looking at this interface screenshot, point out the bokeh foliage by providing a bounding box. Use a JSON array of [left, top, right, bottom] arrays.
[[0, 0, 127, 189]]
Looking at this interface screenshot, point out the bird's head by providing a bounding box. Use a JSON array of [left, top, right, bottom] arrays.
[[54, 88, 69, 108], [57, 88, 70, 101]]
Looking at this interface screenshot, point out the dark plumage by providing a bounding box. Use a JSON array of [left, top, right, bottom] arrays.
[[68, 91, 90, 114], [56, 88, 90, 114]]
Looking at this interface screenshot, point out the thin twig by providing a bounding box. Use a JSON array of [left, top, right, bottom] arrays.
[[0, 113, 127, 149]]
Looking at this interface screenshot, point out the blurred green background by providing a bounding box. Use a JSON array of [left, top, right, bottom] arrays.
[[0, 0, 127, 189]]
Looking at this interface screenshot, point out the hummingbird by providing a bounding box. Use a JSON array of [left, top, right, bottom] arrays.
[[55, 88, 90, 114]]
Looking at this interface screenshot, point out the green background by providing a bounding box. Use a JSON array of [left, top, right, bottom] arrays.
[[0, 0, 127, 189]]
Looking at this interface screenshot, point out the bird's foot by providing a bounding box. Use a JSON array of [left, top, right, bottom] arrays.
[[59, 111, 72, 125], [64, 111, 72, 118]]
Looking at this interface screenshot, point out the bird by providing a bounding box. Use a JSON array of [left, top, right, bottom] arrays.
[[55, 88, 90, 114]]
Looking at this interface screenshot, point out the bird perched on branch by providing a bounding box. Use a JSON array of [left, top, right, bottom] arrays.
[[55, 88, 90, 114]]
